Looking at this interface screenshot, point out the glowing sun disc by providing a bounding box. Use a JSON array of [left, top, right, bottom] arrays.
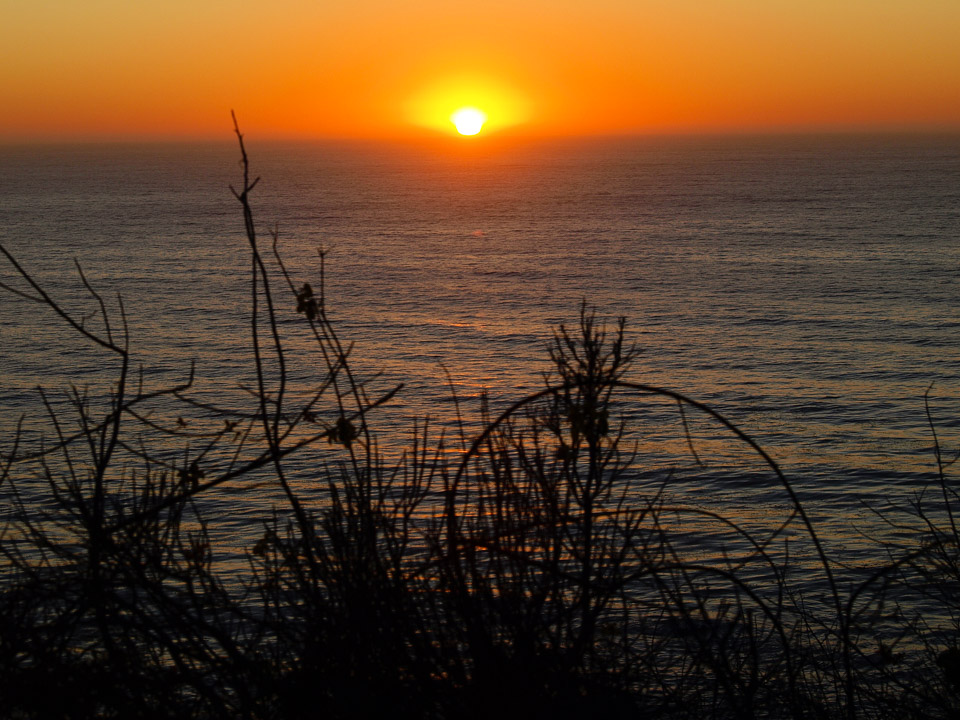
[[451, 107, 486, 135]]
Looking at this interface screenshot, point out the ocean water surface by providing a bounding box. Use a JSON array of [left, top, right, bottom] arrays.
[[1, 133, 959, 577]]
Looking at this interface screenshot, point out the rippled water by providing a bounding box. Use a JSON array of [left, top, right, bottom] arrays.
[[1, 134, 959, 570]]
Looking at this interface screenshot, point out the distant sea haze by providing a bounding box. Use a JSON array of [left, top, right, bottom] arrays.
[[1, 133, 958, 565]]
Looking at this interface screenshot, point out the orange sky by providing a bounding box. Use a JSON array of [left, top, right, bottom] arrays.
[[2, 0, 959, 140]]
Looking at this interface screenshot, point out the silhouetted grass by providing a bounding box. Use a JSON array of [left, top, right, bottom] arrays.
[[1, 122, 957, 719]]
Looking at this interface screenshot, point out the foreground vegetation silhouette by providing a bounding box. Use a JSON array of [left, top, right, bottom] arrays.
[[1, 121, 958, 719]]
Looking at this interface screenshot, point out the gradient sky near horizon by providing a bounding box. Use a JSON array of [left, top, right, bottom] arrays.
[[3, 0, 959, 140]]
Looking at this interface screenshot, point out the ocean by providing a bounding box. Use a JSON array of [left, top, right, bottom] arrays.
[[1, 133, 959, 577]]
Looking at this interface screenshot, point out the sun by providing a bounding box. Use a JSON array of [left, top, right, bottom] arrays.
[[407, 77, 529, 135], [451, 107, 487, 136]]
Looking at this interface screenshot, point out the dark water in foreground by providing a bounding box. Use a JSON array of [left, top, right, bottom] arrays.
[[1, 133, 958, 574]]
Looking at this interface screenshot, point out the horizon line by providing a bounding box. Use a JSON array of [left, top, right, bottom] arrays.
[[4, 123, 960, 147]]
